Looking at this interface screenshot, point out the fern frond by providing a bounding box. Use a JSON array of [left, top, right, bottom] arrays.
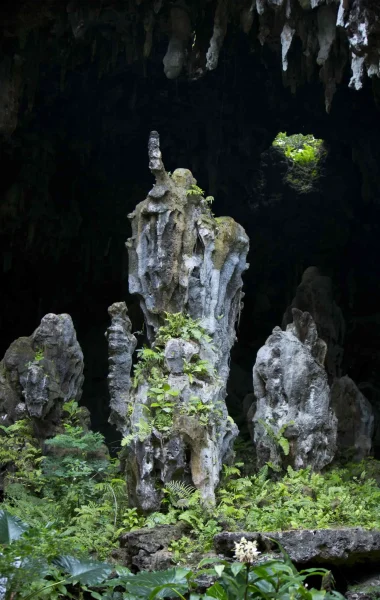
[[165, 481, 196, 499]]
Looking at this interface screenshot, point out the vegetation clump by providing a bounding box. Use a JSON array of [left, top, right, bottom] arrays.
[[272, 132, 325, 194], [122, 312, 216, 446]]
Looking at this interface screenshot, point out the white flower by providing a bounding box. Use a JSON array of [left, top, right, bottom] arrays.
[[233, 537, 261, 564]]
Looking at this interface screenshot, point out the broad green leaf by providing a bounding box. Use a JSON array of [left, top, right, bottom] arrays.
[[0, 510, 28, 544], [214, 565, 225, 577], [53, 555, 112, 585], [203, 582, 228, 600], [148, 583, 187, 599], [197, 557, 228, 568], [120, 568, 190, 599], [230, 563, 245, 576]]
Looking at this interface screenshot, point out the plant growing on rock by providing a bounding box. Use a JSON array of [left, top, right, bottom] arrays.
[[155, 312, 212, 346], [272, 132, 325, 194]]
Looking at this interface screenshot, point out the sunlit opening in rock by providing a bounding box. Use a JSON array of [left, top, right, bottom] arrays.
[[272, 132, 326, 194]]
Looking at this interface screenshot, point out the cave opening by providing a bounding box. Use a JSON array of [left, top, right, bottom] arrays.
[[1, 18, 380, 457]]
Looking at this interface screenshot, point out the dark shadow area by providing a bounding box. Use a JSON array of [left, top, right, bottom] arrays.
[[1, 32, 380, 449]]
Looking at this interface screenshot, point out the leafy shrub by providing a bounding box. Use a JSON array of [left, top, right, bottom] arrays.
[[272, 132, 325, 194], [155, 312, 212, 346], [1, 402, 129, 562]]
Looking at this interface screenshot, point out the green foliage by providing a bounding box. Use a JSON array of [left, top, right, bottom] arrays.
[[164, 481, 198, 509], [214, 461, 380, 533], [1, 402, 130, 563], [0, 514, 114, 600], [0, 419, 43, 490], [257, 420, 294, 457], [192, 555, 344, 600], [34, 348, 45, 362], [125, 312, 215, 447], [272, 132, 325, 194], [183, 360, 213, 383], [1, 522, 344, 600], [0, 509, 28, 543], [181, 395, 221, 427], [186, 184, 205, 197], [156, 312, 212, 346], [133, 346, 164, 387]]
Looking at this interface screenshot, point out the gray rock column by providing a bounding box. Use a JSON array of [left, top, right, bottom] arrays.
[[252, 308, 337, 471], [105, 302, 137, 431], [109, 131, 249, 510]]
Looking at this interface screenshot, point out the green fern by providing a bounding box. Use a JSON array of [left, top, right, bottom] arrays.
[[164, 481, 197, 508]]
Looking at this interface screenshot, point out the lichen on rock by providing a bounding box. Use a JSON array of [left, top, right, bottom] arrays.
[[108, 131, 249, 511]]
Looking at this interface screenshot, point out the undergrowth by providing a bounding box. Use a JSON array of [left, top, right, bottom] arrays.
[[0, 401, 129, 563]]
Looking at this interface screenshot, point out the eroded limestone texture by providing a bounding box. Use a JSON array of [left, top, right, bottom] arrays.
[[108, 131, 249, 511], [105, 302, 137, 432], [252, 308, 337, 471], [282, 267, 345, 379], [0, 313, 84, 438]]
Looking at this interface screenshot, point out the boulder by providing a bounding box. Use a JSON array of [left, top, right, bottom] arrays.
[[0, 313, 84, 439], [119, 524, 186, 571]]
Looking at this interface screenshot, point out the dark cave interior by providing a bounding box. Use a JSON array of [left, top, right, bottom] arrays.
[[1, 24, 380, 452]]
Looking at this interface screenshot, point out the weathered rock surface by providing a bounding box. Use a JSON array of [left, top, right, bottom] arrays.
[[128, 131, 249, 382], [331, 375, 374, 461], [283, 267, 345, 379], [252, 308, 337, 471], [214, 528, 380, 566], [119, 524, 186, 571], [109, 131, 249, 511], [105, 302, 137, 432], [0, 313, 84, 438]]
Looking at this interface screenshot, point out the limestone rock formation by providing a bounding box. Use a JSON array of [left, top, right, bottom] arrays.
[[0, 313, 84, 438], [119, 523, 186, 571], [105, 302, 137, 432], [283, 267, 345, 379], [330, 375, 374, 461], [252, 308, 337, 471], [108, 131, 249, 511], [128, 131, 249, 383], [214, 528, 380, 567]]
